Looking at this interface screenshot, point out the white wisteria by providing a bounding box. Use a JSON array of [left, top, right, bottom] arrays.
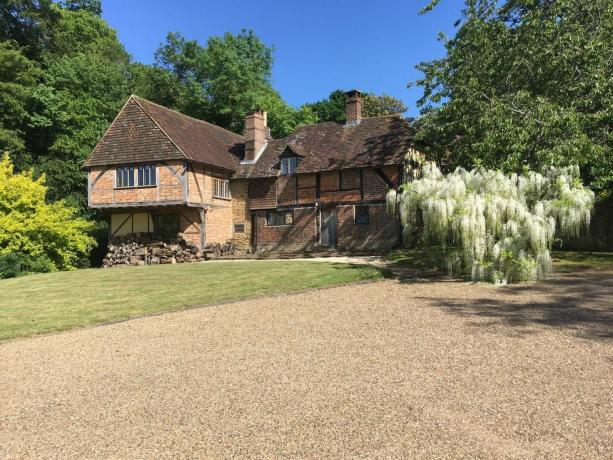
[[388, 163, 595, 283]]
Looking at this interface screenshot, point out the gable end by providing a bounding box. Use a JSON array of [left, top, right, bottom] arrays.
[[82, 97, 185, 169]]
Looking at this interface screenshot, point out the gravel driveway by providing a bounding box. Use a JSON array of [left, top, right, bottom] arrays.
[[1, 270, 611, 458]]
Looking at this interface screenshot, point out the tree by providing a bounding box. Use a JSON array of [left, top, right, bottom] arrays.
[[363, 93, 407, 117], [60, 0, 101, 16], [305, 89, 347, 123], [0, 41, 40, 169], [0, 0, 60, 59], [387, 163, 595, 283], [414, 0, 613, 192], [305, 90, 407, 123], [0, 153, 96, 277], [20, 7, 132, 208], [153, 30, 314, 137]]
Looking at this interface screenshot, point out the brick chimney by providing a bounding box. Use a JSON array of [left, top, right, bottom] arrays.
[[243, 110, 269, 162], [345, 89, 362, 126]]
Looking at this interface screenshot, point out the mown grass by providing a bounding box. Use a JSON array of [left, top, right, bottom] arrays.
[[551, 251, 613, 272], [386, 247, 613, 274], [0, 261, 384, 341]]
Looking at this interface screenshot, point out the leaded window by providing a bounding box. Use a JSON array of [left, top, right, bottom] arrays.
[[266, 210, 294, 226], [116, 166, 134, 188], [116, 164, 156, 188], [280, 156, 297, 175]]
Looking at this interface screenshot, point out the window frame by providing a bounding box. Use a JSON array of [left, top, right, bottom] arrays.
[[137, 164, 157, 187], [354, 205, 369, 225], [154, 213, 179, 235], [280, 156, 298, 176], [266, 210, 294, 226], [213, 178, 231, 199], [115, 164, 157, 189]]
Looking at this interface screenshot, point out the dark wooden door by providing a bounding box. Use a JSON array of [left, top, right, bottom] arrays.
[[320, 208, 337, 247]]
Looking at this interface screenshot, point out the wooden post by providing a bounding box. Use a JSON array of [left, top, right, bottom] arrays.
[[199, 208, 206, 250]]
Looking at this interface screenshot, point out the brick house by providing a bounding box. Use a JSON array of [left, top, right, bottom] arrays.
[[83, 90, 416, 253]]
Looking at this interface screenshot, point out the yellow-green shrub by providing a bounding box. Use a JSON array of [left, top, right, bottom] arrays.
[[0, 153, 95, 277]]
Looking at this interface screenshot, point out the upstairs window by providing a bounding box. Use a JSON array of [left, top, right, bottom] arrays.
[[138, 164, 156, 186], [280, 156, 297, 175], [116, 164, 156, 188], [214, 178, 230, 199], [267, 210, 294, 226], [355, 205, 369, 225], [116, 166, 134, 188]]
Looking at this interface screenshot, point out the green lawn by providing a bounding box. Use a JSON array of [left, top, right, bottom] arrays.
[[551, 251, 613, 272], [0, 261, 384, 341], [386, 248, 613, 274]]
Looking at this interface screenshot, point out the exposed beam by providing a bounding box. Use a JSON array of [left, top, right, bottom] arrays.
[[90, 201, 214, 209], [110, 213, 132, 238], [199, 208, 206, 250], [374, 167, 396, 190]]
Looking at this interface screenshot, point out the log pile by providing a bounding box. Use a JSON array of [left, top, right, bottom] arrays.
[[102, 233, 199, 267], [102, 233, 239, 268]]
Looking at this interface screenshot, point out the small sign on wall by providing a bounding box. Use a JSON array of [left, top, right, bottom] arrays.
[[234, 224, 245, 233]]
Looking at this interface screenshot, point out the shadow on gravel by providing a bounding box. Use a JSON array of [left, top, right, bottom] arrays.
[[412, 271, 612, 341]]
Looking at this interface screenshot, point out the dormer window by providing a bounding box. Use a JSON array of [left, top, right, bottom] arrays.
[[280, 156, 297, 176]]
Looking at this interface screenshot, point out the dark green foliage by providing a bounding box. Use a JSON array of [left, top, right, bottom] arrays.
[[0, 0, 60, 59], [60, 0, 101, 16], [306, 90, 347, 123], [414, 0, 613, 191], [153, 30, 316, 137], [305, 90, 408, 123], [0, 251, 54, 278]]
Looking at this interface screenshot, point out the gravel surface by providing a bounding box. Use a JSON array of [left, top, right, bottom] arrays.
[[1, 270, 611, 458]]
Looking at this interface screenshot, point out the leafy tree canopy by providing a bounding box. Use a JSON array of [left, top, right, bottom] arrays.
[[60, 0, 101, 16], [152, 30, 316, 137], [414, 0, 613, 191], [0, 153, 96, 277], [305, 89, 408, 123]]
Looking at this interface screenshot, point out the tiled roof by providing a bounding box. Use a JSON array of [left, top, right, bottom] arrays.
[[83, 96, 243, 171], [234, 115, 413, 179], [84, 96, 414, 177]]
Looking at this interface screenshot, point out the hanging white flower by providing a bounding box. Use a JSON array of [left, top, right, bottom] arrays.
[[388, 163, 594, 283]]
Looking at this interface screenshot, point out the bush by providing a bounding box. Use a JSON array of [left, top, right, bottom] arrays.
[[388, 163, 595, 283], [0, 153, 96, 276]]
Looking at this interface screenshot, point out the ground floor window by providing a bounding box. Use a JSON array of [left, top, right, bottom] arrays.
[[355, 205, 369, 225], [266, 210, 294, 226], [154, 213, 179, 235]]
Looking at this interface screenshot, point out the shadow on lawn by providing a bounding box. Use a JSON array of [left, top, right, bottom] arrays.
[[412, 271, 613, 341]]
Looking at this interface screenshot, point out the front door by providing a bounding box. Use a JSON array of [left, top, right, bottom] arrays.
[[320, 207, 337, 247]]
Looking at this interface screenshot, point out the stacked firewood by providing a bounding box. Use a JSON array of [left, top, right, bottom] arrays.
[[102, 233, 238, 267], [102, 233, 201, 267]]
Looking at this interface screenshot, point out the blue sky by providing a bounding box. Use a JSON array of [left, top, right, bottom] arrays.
[[101, 0, 462, 116]]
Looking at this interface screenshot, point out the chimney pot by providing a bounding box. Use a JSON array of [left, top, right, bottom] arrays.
[[345, 89, 362, 126]]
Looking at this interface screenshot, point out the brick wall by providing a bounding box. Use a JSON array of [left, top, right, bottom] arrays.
[[177, 207, 202, 248], [254, 207, 318, 252], [248, 178, 277, 209], [336, 203, 400, 250], [276, 176, 296, 206], [362, 167, 397, 201], [90, 160, 184, 206], [205, 206, 233, 245], [230, 180, 251, 250]]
